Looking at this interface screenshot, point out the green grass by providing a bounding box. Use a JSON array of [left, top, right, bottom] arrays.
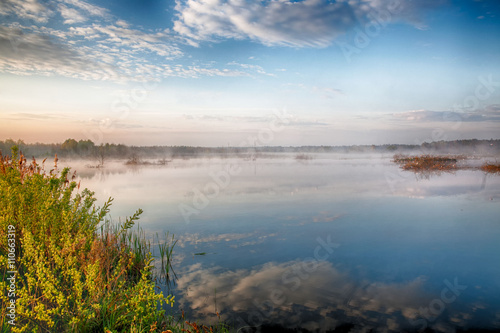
[[0, 147, 231, 333]]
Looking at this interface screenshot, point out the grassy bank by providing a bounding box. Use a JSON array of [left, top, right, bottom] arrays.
[[0, 147, 229, 332]]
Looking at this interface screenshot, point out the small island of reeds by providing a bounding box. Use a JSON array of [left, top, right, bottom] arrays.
[[393, 154, 500, 174], [480, 163, 500, 174]]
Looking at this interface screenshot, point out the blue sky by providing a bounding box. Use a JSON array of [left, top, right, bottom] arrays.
[[0, 0, 499, 146]]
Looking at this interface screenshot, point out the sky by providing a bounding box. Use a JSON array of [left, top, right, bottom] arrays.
[[0, 0, 499, 146]]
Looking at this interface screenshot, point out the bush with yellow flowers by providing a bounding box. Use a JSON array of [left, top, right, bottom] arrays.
[[0, 147, 175, 332]]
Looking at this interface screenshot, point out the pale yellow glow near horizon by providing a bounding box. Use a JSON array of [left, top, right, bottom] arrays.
[[2, 73, 499, 146], [2, 111, 500, 147], [0, 119, 78, 143]]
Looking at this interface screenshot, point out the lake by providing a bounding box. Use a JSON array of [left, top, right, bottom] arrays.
[[64, 153, 500, 332]]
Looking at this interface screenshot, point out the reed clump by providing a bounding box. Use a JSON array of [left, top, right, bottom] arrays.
[[393, 154, 500, 175], [392, 154, 464, 172], [0, 147, 176, 332], [480, 162, 500, 173], [295, 154, 312, 161], [125, 156, 171, 166]]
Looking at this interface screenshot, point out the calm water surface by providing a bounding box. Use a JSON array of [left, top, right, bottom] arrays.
[[65, 154, 500, 332]]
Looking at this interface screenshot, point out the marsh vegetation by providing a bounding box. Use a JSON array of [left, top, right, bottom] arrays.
[[0, 147, 230, 333], [393, 154, 500, 175], [480, 162, 500, 174]]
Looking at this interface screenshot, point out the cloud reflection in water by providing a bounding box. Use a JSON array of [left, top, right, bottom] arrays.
[[173, 260, 492, 332]]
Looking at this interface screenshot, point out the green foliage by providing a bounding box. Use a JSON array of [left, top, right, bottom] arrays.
[[61, 139, 78, 153], [0, 147, 175, 332]]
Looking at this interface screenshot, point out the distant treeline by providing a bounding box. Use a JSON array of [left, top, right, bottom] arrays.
[[1, 138, 499, 160]]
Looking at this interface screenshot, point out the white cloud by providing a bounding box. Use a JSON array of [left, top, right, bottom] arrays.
[[0, 0, 52, 23], [164, 64, 246, 78], [59, 4, 87, 24], [392, 105, 500, 123], [61, 0, 110, 19], [173, 0, 358, 47], [115, 19, 130, 28], [312, 86, 344, 99], [227, 61, 274, 76], [74, 24, 183, 59], [0, 0, 187, 82], [173, 0, 448, 48], [0, 0, 283, 82], [0, 25, 120, 81], [0, 23, 262, 82]]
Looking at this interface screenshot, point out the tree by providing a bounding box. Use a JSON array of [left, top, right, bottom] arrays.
[[61, 138, 78, 153], [77, 139, 94, 156], [93, 143, 107, 168]]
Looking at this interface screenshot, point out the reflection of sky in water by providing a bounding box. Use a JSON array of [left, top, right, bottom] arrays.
[[63, 155, 500, 332]]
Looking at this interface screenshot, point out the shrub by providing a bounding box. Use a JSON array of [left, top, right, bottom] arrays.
[[0, 147, 174, 332]]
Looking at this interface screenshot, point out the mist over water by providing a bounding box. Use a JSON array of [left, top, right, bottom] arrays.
[[62, 153, 500, 332]]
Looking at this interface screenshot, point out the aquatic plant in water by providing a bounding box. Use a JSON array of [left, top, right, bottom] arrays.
[[393, 154, 500, 176]]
